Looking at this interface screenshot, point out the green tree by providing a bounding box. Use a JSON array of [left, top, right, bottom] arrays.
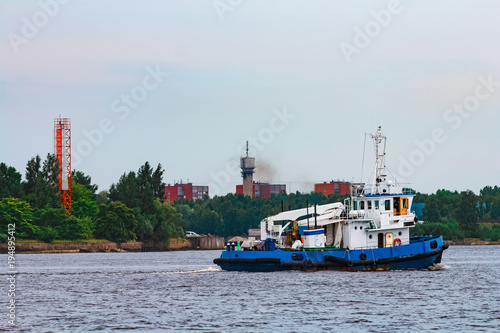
[[109, 162, 165, 214], [58, 216, 94, 240], [72, 170, 98, 194], [137, 162, 155, 214], [479, 185, 500, 219], [109, 172, 139, 209], [32, 206, 66, 241], [152, 163, 166, 199], [95, 201, 137, 242], [72, 183, 98, 219], [422, 189, 460, 222], [33, 206, 95, 241], [134, 210, 155, 241], [455, 190, 479, 237], [189, 205, 223, 235], [42, 153, 60, 190], [96, 190, 109, 205], [411, 219, 464, 240], [0, 163, 23, 199], [422, 196, 440, 222], [0, 197, 36, 239], [23, 155, 42, 206], [149, 199, 184, 245], [492, 197, 500, 219], [23, 154, 60, 209], [414, 192, 428, 204], [24, 155, 41, 190]]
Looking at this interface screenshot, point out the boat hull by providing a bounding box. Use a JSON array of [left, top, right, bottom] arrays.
[[214, 236, 448, 272]]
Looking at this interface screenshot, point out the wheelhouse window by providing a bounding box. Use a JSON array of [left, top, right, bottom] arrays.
[[375, 200, 379, 210], [385, 200, 391, 211], [360, 201, 365, 209], [367, 201, 372, 210], [354, 201, 358, 210]]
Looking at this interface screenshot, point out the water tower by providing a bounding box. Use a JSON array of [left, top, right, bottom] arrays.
[[240, 141, 255, 197]]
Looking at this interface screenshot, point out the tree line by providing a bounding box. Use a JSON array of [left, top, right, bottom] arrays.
[[412, 187, 500, 241], [1, 156, 500, 243], [174, 191, 345, 238], [0, 156, 184, 245]]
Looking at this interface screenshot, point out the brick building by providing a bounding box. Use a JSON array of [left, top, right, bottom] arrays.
[[236, 182, 286, 199], [315, 181, 351, 196], [165, 183, 209, 202]]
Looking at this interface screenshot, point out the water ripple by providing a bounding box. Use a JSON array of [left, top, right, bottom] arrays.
[[2, 246, 500, 332]]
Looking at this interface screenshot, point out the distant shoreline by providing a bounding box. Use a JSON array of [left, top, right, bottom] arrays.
[[445, 239, 500, 246], [1, 238, 498, 254], [0, 237, 225, 254]]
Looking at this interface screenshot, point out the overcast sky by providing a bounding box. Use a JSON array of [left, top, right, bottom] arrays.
[[1, 0, 499, 196]]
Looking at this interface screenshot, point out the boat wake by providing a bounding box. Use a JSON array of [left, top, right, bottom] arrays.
[[156, 267, 222, 274], [427, 263, 450, 271]]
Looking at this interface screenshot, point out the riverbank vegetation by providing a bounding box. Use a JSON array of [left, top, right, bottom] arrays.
[[1, 157, 500, 243], [412, 188, 500, 241]]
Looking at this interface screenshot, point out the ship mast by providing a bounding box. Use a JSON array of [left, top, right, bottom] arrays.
[[371, 126, 386, 194]]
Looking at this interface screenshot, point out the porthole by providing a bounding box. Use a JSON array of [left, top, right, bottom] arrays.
[[354, 226, 358, 230], [398, 232, 402, 236], [369, 235, 373, 239], [360, 226, 363, 230]]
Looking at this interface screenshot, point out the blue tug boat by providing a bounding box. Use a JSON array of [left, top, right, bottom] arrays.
[[214, 127, 448, 271]]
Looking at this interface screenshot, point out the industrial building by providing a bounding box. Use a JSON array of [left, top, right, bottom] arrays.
[[315, 181, 351, 196], [165, 183, 209, 202], [236, 182, 286, 199]]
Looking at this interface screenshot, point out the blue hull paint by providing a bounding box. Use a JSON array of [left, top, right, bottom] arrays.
[[214, 236, 447, 272]]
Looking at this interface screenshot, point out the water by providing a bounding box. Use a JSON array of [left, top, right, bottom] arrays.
[[1, 246, 500, 332]]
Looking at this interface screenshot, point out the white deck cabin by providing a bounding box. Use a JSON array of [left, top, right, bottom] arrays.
[[259, 126, 417, 250]]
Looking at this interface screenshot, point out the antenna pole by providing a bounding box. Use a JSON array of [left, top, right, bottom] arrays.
[[306, 199, 310, 230], [314, 204, 317, 229], [361, 133, 367, 184], [370, 126, 386, 194]]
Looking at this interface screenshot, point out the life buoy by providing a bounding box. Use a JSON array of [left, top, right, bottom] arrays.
[[303, 259, 313, 269], [394, 238, 402, 246], [360, 253, 367, 260]]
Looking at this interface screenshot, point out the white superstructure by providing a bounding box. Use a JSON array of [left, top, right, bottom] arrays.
[[260, 126, 417, 250]]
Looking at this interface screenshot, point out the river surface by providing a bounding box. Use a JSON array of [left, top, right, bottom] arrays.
[[1, 245, 500, 332]]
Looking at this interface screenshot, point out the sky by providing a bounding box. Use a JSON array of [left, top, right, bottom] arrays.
[[1, 0, 499, 197]]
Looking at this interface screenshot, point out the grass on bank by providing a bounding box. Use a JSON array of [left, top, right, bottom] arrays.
[[16, 239, 115, 244]]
